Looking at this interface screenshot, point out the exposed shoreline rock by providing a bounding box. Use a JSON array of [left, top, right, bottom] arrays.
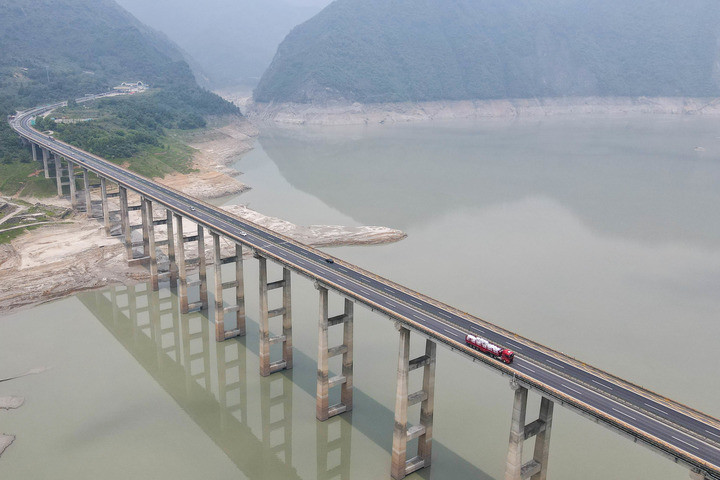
[[0, 111, 407, 314], [246, 96, 720, 126]]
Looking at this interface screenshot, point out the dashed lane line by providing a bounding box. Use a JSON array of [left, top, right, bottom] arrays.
[[671, 435, 700, 451], [561, 384, 585, 396], [546, 359, 566, 369], [612, 407, 637, 421], [592, 379, 613, 390]]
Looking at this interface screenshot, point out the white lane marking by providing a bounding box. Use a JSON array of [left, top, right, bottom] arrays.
[[438, 311, 451, 319], [523, 367, 536, 373], [337, 278, 348, 285], [546, 359, 565, 369], [612, 407, 636, 421], [705, 429, 720, 439], [409, 298, 423, 306], [561, 384, 584, 396], [643, 402, 665, 414], [592, 379, 613, 390], [671, 435, 699, 451]]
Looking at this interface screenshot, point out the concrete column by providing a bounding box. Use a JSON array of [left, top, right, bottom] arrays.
[[100, 177, 110, 234], [391, 325, 437, 479], [41, 148, 50, 179], [391, 326, 411, 480], [55, 156, 63, 198], [144, 198, 158, 291], [282, 267, 293, 369], [258, 256, 270, 376], [504, 383, 554, 480], [166, 210, 178, 283], [119, 187, 132, 260], [257, 256, 292, 376], [317, 287, 330, 420], [234, 243, 246, 336], [316, 286, 354, 421], [197, 225, 208, 309], [418, 339, 436, 466], [68, 162, 77, 208], [532, 397, 553, 480], [83, 169, 92, 216], [175, 214, 189, 313], [140, 199, 150, 258], [505, 385, 528, 480], [212, 232, 225, 341], [31, 143, 37, 163]]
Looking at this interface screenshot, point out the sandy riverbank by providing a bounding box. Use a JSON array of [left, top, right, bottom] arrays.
[[0, 115, 406, 314], [246, 96, 720, 126]]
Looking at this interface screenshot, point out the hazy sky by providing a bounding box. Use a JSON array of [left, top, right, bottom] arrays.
[[115, 0, 334, 87]]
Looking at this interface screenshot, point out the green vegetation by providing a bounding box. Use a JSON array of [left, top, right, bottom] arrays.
[[254, 0, 720, 103], [0, 0, 240, 195], [33, 89, 236, 178], [0, 199, 69, 244]]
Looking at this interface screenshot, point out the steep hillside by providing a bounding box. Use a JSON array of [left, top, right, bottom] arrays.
[[0, 0, 232, 113], [254, 0, 720, 103], [115, 0, 333, 88]]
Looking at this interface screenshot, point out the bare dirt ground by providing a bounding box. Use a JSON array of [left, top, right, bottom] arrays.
[[0, 115, 406, 314]]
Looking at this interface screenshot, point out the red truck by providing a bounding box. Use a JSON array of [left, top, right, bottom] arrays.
[[466, 334, 515, 364]]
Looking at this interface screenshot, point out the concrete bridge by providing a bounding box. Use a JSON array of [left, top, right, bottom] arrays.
[[9, 99, 720, 480]]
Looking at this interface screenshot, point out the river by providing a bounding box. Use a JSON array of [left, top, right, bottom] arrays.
[[1, 115, 718, 479]]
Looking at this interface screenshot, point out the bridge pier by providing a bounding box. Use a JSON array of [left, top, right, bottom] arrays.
[[505, 382, 554, 480], [83, 169, 93, 216], [316, 285, 353, 421], [257, 255, 292, 376], [166, 210, 178, 283], [55, 155, 63, 198], [174, 215, 208, 313], [211, 232, 246, 341], [391, 325, 436, 479], [142, 198, 159, 290], [119, 187, 132, 259], [41, 147, 50, 179], [100, 177, 110, 234], [68, 162, 77, 208]]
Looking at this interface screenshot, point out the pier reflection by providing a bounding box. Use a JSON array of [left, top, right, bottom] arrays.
[[78, 283, 306, 480], [78, 281, 491, 480]]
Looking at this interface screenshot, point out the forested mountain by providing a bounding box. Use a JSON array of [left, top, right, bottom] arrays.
[[115, 0, 333, 88], [0, 0, 233, 114], [254, 0, 720, 104]]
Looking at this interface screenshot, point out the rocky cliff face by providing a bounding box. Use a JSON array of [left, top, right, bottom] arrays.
[[254, 0, 720, 104]]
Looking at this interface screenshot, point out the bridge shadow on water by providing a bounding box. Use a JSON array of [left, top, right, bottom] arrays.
[[77, 282, 494, 480]]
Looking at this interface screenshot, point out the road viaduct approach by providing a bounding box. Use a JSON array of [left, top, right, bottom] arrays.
[[9, 99, 720, 480]]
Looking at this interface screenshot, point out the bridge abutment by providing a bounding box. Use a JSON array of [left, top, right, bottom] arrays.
[[257, 255, 293, 376], [316, 285, 354, 421], [505, 382, 554, 480], [391, 324, 436, 479], [211, 232, 246, 341]]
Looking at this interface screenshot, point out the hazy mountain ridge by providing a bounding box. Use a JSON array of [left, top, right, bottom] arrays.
[[0, 0, 224, 112], [254, 0, 720, 104]]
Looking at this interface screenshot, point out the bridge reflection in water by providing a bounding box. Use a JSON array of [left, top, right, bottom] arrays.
[[78, 282, 487, 480]]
